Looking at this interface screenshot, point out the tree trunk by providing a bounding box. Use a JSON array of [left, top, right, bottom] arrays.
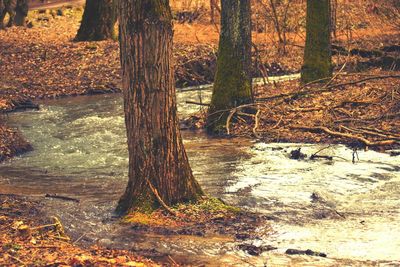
[[206, 0, 252, 133], [116, 0, 204, 215], [14, 0, 28, 26], [301, 0, 332, 84], [75, 0, 116, 42]]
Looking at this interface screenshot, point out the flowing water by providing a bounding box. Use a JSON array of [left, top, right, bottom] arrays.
[[0, 78, 399, 266]]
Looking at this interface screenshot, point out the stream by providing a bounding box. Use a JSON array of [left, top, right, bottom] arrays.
[[0, 78, 399, 266]]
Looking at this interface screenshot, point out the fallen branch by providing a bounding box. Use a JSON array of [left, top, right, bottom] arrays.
[[256, 75, 400, 102], [185, 101, 210, 107], [253, 109, 261, 138], [359, 126, 400, 138], [225, 108, 237, 135], [335, 112, 400, 123], [291, 126, 399, 147], [310, 145, 332, 160], [145, 177, 177, 216], [45, 194, 80, 203], [341, 126, 400, 141]]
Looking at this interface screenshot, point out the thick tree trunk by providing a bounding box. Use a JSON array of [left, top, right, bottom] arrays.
[[301, 0, 332, 84], [75, 0, 116, 42], [116, 0, 204, 215], [206, 0, 252, 133]]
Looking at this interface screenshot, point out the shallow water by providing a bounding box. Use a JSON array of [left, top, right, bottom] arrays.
[[0, 80, 399, 265]]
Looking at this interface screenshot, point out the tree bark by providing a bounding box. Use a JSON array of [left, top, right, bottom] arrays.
[[116, 0, 204, 215], [14, 0, 28, 26], [301, 0, 332, 84], [75, 0, 116, 42], [206, 0, 253, 133]]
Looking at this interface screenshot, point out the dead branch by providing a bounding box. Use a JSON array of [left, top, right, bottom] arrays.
[[225, 108, 237, 135], [253, 109, 261, 138], [185, 101, 210, 106], [291, 125, 399, 147], [256, 75, 400, 102], [324, 62, 347, 88], [340, 125, 400, 141], [335, 112, 400, 123], [359, 126, 400, 138], [45, 194, 80, 203], [145, 177, 177, 216]]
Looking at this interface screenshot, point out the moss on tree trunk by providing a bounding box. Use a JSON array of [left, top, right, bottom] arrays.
[[75, 0, 116, 42], [301, 0, 332, 84], [206, 0, 252, 133], [116, 0, 204, 215]]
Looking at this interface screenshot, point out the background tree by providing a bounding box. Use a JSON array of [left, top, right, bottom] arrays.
[[301, 0, 332, 83], [75, 0, 116, 42], [14, 0, 28, 26], [206, 0, 252, 133], [116, 0, 204, 215]]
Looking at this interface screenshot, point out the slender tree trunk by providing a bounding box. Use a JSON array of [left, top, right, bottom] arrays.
[[206, 0, 252, 133], [301, 0, 332, 83], [116, 0, 204, 215], [75, 0, 116, 42]]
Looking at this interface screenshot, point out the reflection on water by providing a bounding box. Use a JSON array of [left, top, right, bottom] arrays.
[[0, 85, 399, 265]]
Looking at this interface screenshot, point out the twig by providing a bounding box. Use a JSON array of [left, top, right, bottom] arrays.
[[5, 253, 26, 266], [31, 223, 58, 230], [167, 255, 178, 266], [272, 116, 283, 129], [73, 233, 86, 244], [324, 62, 347, 88]]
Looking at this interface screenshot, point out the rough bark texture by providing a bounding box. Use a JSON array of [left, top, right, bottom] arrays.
[[116, 0, 204, 215], [75, 0, 116, 41], [301, 0, 332, 83], [207, 0, 252, 133]]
